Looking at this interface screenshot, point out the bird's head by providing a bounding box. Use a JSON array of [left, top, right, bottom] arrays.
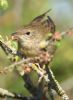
[[11, 10, 55, 56]]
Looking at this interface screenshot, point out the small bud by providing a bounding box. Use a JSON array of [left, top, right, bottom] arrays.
[[48, 32, 52, 37], [39, 40, 48, 49], [53, 32, 62, 40], [55, 41, 61, 48]]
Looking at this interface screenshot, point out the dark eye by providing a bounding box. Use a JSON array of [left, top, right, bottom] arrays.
[[25, 32, 30, 35]]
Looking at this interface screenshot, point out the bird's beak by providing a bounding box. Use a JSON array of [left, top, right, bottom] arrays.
[[11, 32, 18, 41]]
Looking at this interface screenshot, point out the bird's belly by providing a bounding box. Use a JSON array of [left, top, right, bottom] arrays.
[[20, 47, 40, 57]]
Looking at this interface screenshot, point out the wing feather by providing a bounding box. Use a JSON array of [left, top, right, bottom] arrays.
[[30, 10, 55, 34]]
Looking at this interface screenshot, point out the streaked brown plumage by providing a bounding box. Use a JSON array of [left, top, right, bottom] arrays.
[[12, 10, 55, 59], [0, 10, 69, 100]]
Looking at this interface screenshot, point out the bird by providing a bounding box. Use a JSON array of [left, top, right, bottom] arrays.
[[11, 10, 56, 65], [11, 10, 69, 100]]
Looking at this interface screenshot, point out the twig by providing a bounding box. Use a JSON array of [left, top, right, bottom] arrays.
[[0, 88, 34, 100], [0, 88, 14, 98], [0, 57, 38, 74], [0, 40, 17, 55]]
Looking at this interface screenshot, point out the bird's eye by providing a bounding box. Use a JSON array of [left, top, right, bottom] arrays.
[[25, 32, 30, 35]]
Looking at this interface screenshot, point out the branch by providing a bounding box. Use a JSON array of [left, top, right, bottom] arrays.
[[0, 57, 50, 84], [0, 88, 34, 100], [0, 40, 17, 55], [0, 57, 38, 74]]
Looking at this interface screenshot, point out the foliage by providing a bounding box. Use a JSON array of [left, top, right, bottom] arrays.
[[0, 0, 8, 10]]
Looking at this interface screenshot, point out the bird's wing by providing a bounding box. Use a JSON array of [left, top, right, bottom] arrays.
[[30, 10, 55, 34]]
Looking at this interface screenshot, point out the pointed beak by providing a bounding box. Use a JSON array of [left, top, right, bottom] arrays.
[[11, 32, 18, 41]]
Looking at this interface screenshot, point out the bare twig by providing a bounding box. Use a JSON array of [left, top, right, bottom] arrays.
[[0, 88, 14, 98], [0, 88, 34, 100], [0, 57, 38, 74]]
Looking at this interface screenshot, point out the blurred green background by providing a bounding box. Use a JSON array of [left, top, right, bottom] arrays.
[[0, 0, 73, 99]]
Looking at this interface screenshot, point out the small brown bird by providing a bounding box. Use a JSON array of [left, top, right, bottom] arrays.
[[0, 7, 70, 99], [5, 10, 69, 100], [12, 10, 56, 62]]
